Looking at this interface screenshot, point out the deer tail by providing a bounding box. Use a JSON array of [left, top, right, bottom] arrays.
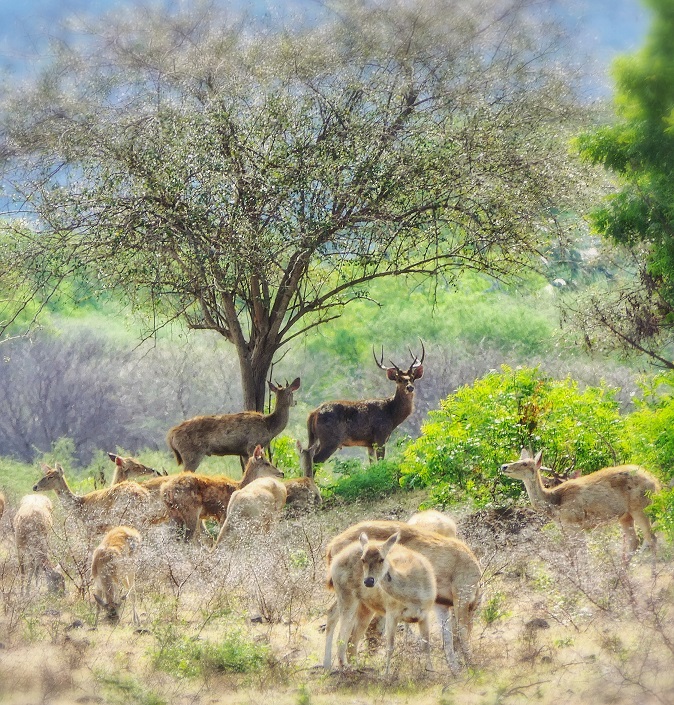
[[307, 411, 317, 448], [167, 431, 183, 466]]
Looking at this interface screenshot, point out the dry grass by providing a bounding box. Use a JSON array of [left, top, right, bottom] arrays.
[[0, 491, 672, 705]]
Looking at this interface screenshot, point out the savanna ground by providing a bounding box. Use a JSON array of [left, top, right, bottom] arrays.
[[0, 488, 672, 705]]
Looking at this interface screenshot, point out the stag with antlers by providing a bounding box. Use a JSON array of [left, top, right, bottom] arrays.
[[307, 343, 424, 463]]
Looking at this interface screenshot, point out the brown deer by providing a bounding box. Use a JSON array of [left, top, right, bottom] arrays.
[[408, 509, 457, 539], [13, 494, 66, 595], [166, 378, 301, 471], [283, 440, 322, 513], [91, 525, 142, 626], [107, 453, 166, 485], [0, 490, 5, 522], [307, 345, 424, 463], [33, 464, 157, 532], [160, 445, 284, 541], [214, 476, 287, 545], [325, 532, 436, 674], [324, 519, 482, 671], [501, 449, 661, 556]]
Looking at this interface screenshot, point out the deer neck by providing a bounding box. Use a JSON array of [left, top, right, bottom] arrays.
[[520, 469, 558, 513], [52, 477, 84, 512], [388, 387, 414, 426], [264, 397, 290, 435]]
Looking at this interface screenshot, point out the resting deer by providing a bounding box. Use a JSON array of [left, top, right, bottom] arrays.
[[408, 509, 457, 539], [500, 448, 661, 556], [107, 453, 165, 485], [160, 445, 284, 541], [166, 378, 301, 471], [284, 440, 322, 513], [91, 525, 142, 625], [13, 494, 65, 595], [326, 532, 436, 674], [215, 476, 287, 545], [324, 520, 481, 671], [33, 464, 157, 532], [307, 345, 424, 463]]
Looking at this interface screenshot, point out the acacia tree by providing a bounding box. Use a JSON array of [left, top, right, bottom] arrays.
[[1, 0, 589, 410], [573, 0, 674, 368]]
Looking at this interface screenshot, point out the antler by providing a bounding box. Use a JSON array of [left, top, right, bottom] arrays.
[[408, 339, 425, 372], [373, 346, 390, 371]]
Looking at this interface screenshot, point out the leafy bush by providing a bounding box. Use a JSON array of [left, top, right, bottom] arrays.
[[400, 365, 628, 507], [150, 626, 270, 679], [322, 457, 404, 503]]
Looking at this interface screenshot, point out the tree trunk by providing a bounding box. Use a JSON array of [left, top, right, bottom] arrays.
[[236, 341, 275, 413]]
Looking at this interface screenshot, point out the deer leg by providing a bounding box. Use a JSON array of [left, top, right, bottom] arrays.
[[418, 614, 433, 671], [632, 508, 657, 551], [323, 599, 339, 669], [435, 605, 459, 672], [313, 442, 339, 464], [348, 604, 375, 661], [383, 611, 400, 675], [619, 513, 640, 557], [336, 600, 360, 669]]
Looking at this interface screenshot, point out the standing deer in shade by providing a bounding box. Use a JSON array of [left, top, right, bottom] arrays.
[[307, 344, 424, 463], [166, 378, 300, 471]]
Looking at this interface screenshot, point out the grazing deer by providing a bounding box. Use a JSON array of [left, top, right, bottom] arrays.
[[13, 494, 65, 595], [160, 445, 284, 541], [107, 453, 165, 485], [215, 476, 287, 545], [307, 345, 424, 463], [408, 509, 457, 539], [166, 378, 301, 471], [324, 520, 482, 671], [284, 440, 322, 513], [91, 526, 142, 626], [500, 448, 661, 556], [33, 464, 157, 532], [326, 532, 436, 674]]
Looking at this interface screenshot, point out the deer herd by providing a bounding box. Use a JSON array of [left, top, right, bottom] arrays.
[[0, 344, 665, 676]]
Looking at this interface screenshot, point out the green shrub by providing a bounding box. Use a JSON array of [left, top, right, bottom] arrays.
[[400, 365, 628, 507], [150, 626, 270, 679], [322, 457, 404, 502]]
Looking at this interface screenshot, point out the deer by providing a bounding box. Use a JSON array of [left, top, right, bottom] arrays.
[[107, 453, 166, 485], [500, 448, 661, 557], [325, 532, 437, 674], [33, 463, 158, 532], [324, 519, 482, 671], [283, 440, 322, 513], [408, 509, 457, 539], [166, 377, 301, 471], [214, 475, 287, 545], [0, 490, 5, 522], [91, 525, 142, 626], [13, 494, 66, 596], [307, 344, 424, 463], [159, 444, 284, 541]]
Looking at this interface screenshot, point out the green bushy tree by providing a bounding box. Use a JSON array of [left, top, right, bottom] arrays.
[[401, 365, 628, 506]]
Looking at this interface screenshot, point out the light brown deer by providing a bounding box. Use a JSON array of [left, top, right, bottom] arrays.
[[166, 378, 301, 471], [13, 494, 65, 595], [33, 464, 156, 532], [307, 345, 424, 463], [500, 448, 661, 556], [214, 476, 287, 545], [0, 491, 5, 522], [284, 440, 322, 513], [91, 525, 142, 625], [107, 453, 165, 485], [408, 509, 457, 538], [325, 532, 436, 674], [160, 445, 284, 541], [324, 520, 481, 671]]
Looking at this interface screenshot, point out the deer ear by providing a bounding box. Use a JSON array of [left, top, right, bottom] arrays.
[[386, 367, 398, 381], [413, 365, 424, 379], [359, 532, 369, 548], [55, 464, 65, 475], [115, 456, 124, 467], [533, 450, 543, 468], [40, 463, 51, 475], [253, 445, 264, 459], [268, 380, 279, 392], [381, 531, 399, 557], [107, 453, 118, 463], [289, 377, 300, 391], [519, 448, 531, 460]]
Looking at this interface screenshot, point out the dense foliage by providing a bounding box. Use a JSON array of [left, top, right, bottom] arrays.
[[572, 0, 674, 367], [400, 365, 629, 507]]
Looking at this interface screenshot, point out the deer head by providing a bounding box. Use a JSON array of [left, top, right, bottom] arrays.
[[373, 340, 424, 392]]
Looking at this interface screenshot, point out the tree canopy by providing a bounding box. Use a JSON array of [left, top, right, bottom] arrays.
[[1, 0, 590, 409], [574, 0, 674, 368]]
